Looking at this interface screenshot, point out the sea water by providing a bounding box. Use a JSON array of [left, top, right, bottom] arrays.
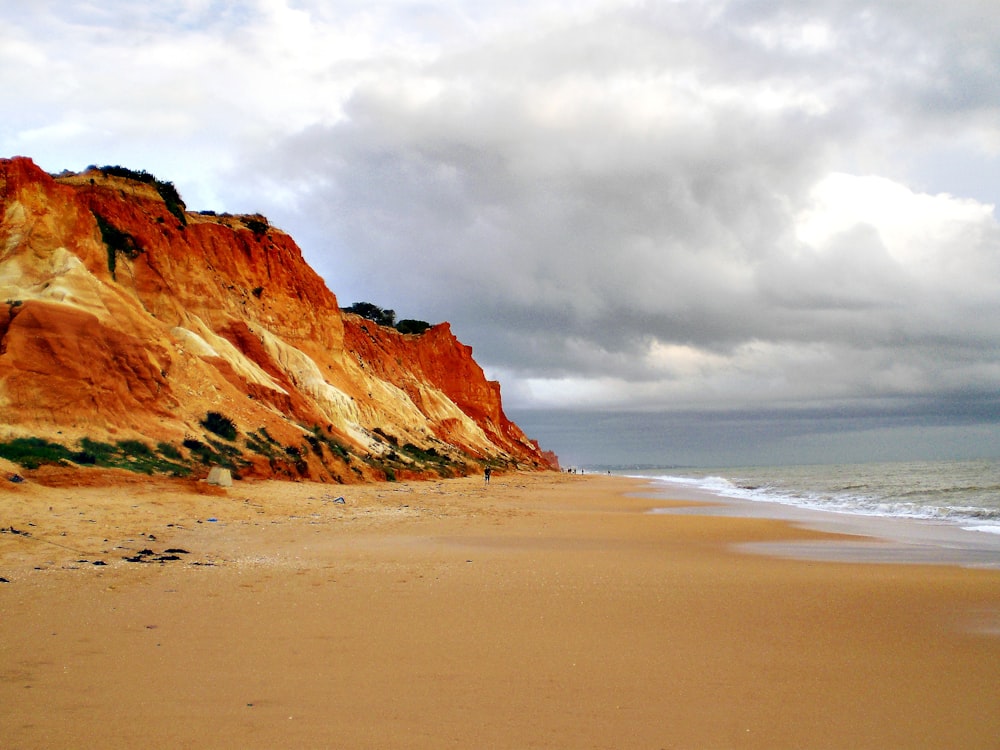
[[619, 458, 1000, 536]]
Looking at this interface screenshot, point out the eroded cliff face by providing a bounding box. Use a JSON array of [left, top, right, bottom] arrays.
[[0, 157, 555, 481]]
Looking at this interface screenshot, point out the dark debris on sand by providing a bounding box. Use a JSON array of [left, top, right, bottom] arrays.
[[122, 548, 191, 564]]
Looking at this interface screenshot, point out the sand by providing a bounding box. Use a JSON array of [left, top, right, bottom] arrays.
[[2, 469, 999, 749]]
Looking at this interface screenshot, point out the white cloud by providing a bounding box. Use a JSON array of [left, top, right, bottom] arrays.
[[796, 173, 997, 264], [745, 18, 837, 54]]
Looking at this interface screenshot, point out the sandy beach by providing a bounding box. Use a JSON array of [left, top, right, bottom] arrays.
[[2, 469, 999, 749]]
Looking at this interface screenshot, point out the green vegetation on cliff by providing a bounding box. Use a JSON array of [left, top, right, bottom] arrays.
[[344, 301, 431, 335], [95, 164, 187, 225]]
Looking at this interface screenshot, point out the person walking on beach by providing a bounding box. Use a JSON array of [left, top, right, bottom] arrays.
[[484, 466, 491, 484]]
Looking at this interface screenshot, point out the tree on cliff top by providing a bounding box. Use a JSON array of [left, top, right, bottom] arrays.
[[345, 302, 432, 335], [395, 319, 432, 335], [345, 302, 396, 327]]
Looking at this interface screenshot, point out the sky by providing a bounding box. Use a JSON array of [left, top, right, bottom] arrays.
[[3, 0, 1000, 467]]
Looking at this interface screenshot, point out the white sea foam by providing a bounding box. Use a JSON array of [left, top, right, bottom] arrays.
[[628, 459, 1000, 529], [963, 525, 1000, 535], [624, 460, 1000, 566]]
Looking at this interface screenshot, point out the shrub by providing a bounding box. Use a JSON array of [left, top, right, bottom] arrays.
[[401, 443, 443, 462], [0, 437, 73, 468], [155, 180, 187, 226], [344, 302, 396, 328], [395, 319, 431, 335], [78, 438, 118, 462], [72, 438, 189, 475], [245, 432, 277, 458], [93, 211, 142, 278], [305, 434, 323, 457], [183, 438, 219, 466], [324, 437, 350, 462], [183, 438, 205, 451], [241, 216, 269, 236], [205, 437, 247, 474], [157, 442, 182, 460], [201, 411, 237, 441], [99, 165, 155, 183], [97, 165, 187, 225], [344, 303, 433, 334], [117, 439, 152, 456], [0, 436, 190, 475], [372, 427, 398, 446]]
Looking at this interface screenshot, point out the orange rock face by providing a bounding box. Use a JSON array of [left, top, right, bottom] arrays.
[[0, 157, 554, 481]]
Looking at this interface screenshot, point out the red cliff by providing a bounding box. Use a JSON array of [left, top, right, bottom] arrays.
[[0, 157, 555, 481]]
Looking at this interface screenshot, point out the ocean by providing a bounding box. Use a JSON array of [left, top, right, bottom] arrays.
[[617, 458, 1000, 536]]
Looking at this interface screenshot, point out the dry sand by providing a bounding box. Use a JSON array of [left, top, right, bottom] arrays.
[[2, 469, 999, 749]]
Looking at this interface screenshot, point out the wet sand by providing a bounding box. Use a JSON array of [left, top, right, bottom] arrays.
[[2, 470, 999, 748], [643, 479, 1000, 569]]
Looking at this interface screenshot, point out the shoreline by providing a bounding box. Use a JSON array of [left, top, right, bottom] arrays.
[[634, 476, 1000, 569], [3, 471, 1000, 748]]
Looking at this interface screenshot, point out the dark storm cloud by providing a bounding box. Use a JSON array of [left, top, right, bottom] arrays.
[[226, 0, 1000, 424]]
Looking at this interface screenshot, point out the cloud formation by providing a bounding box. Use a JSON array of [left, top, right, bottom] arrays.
[[4, 0, 1000, 462]]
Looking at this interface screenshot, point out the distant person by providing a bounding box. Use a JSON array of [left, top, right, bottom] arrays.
[[484, 467, 491, 484]]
